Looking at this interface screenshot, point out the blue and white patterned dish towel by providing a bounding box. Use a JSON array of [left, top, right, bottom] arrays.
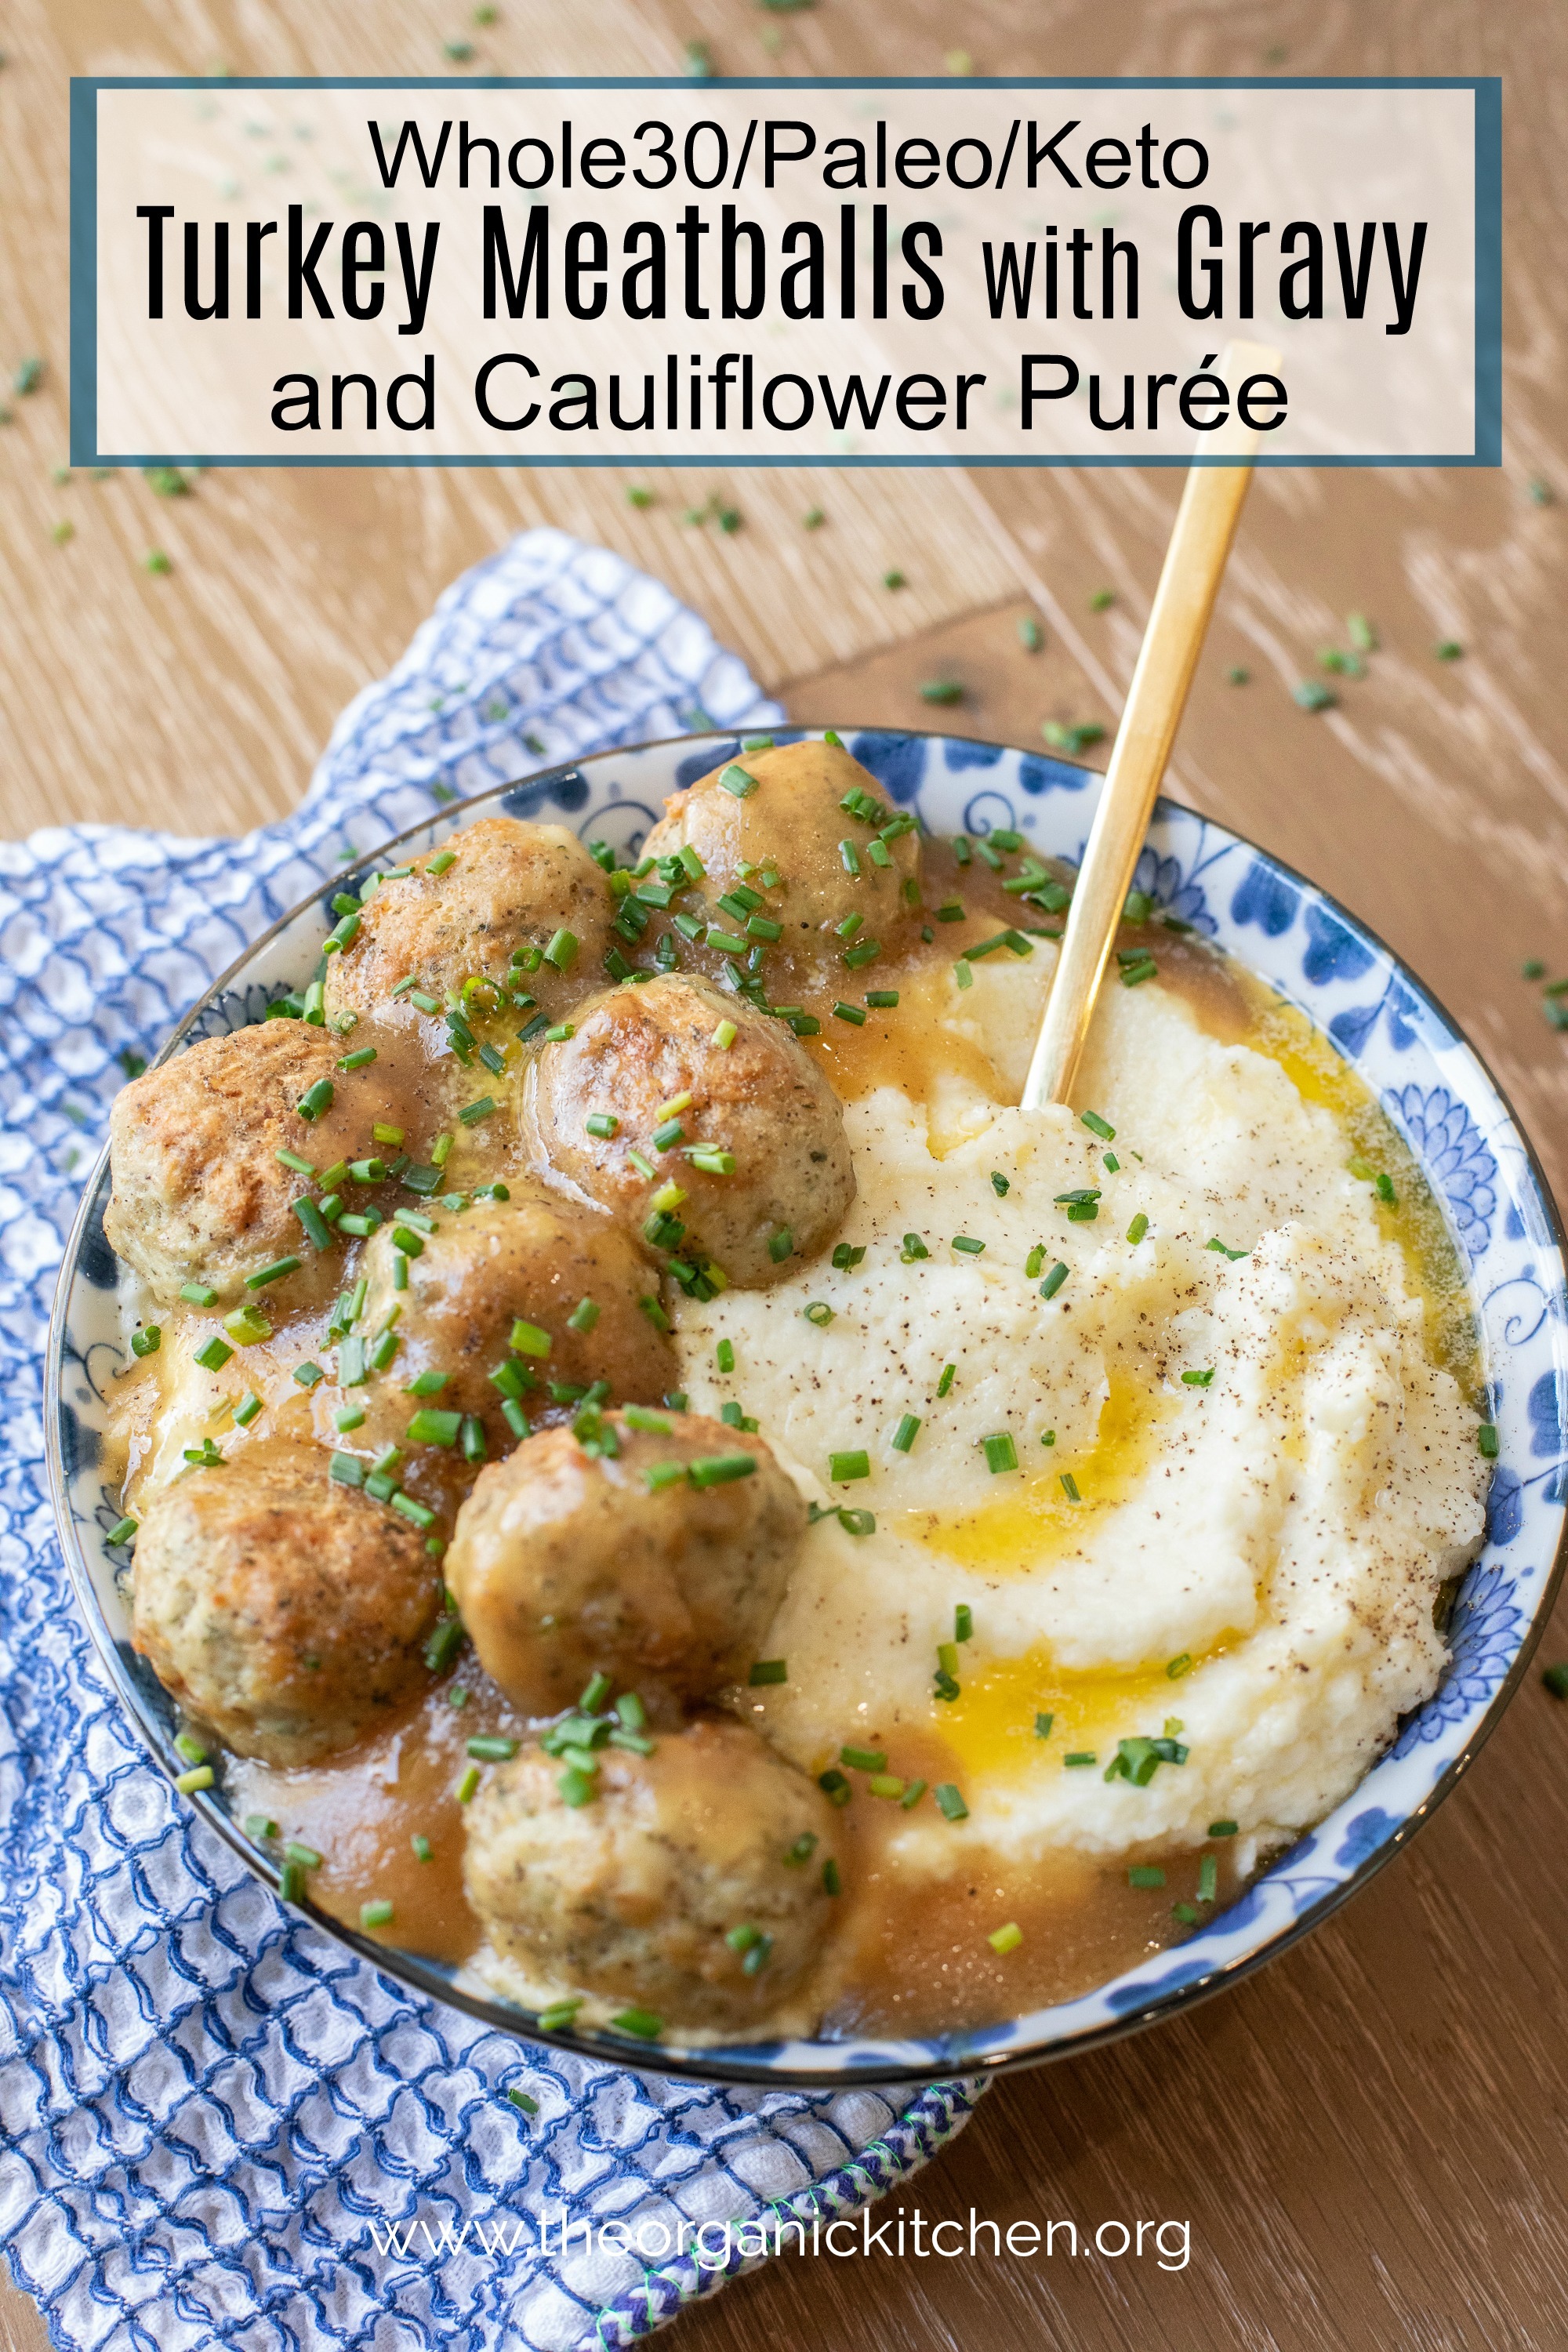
[[0, 528, 982, 2352]]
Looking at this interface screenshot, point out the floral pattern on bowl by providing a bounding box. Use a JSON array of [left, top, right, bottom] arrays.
[[48, 730, 1568, 2089]]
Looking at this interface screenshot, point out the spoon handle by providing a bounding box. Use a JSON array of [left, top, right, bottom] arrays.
[[1021, 344, 1277, 1112]]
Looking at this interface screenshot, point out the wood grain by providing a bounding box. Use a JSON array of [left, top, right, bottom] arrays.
[[5, 2, 1568, 2348]]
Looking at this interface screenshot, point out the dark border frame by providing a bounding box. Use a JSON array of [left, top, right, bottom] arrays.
[[68, 76, 1503, 470]]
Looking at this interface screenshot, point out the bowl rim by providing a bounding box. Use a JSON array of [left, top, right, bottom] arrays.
[[45, 724, 1568, 2091]]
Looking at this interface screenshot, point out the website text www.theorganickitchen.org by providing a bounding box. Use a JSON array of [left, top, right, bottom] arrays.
[[363, 2205, 1193, 2272]]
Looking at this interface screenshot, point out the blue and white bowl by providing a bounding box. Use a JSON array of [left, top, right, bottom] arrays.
[[45, 729, 1568, 2088]]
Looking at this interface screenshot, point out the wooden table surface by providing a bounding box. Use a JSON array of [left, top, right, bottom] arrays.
[[5, 2, 1568, 2348]]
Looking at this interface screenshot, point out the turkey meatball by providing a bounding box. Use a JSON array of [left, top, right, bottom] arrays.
[[641, 735, 924, 942], [463, 1716, 840, 2031], [322, 818, 613, 1025], [131, 1439, 442, 1765], [106, 1020, 363, 1310], [445, 1410, 805, 1716], [343, 1184, 676, 1461], [527, 973, 854, 1285]]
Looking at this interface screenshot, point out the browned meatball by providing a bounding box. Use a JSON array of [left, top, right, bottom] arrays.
[[641, 735, 924, 943], [106, 1021, 366, 1309], [131, 1440, 442, 1765], [445, 1411, 804, 1716], [526, 974, 854, 1285], [340, 1184, 676, 1461], [322, 818, 613, 1026], [463, 1717, 840, 2031]]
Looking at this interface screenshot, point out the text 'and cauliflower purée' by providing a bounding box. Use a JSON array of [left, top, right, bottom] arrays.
[[100, 735, 1487, 2047]]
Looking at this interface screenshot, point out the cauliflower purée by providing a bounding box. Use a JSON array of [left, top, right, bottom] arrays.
[[676, 951, 1487, 1889]]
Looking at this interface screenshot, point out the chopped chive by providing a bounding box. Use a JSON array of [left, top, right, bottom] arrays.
[[1198, 1853, 1219, 1903], [953, 963, 973, 990], [982, 1432, 1017, 1475], [768, 1227, 793, 1264], [106, 1515, 138, 1547], [180, 1282, 219, 1308], [802, 1301, 834, 1328], [840, 1745, 887, 1773], [458, 1096, 497, 1126], [466, 1735, 519, 1763], [292, 1198, 333, 1253], [276, 1147, 317, 1175], [1126, 1213, 1149, 1245], [1478, 1424, 1499, 1458], [245, 1255, 302, 1290], [233, 1391, 263, 1427], [337, 1047, 378, 1073], [622, 1405, 672, 1436], [426, 851, 456, 877], [1080, 1110, 1116, 1140], [934, 1783, 968, 1823], [193, 1336, 233, 1371], [455, 1766, 481, 1805], [510, 1319, 550, 1358], [891, 1414, 921, 1454], [829, 1449, 870, 1483], [334, 1406, 365, 1432], [296, 1080, 335, 1121], [1034, 1711, 1054, 1739], [936, 1363, 956, 1398], [1059, 1471, 1080, 1501], [711, 1018, 738, 1050], [543, 927, 579, 972], [359, 1899, 394, 1929], [954, 1604, 973, 1643], [688, 1453, 755, 1487], [407, 1408, 463, 1448], [1127, 1865, 1166, 1890], [987, 1921, 1022, 1954], [818, 1769, 851, 1806], [585, 1111, 619, 1140], [627, 1147, 658, 1181], [174, 1766, 214, 1795], [1209, 1819, 1239, 1837], [833, 1000, 866, 1025], [567, 1297, 600, 1335], [952, 1235, 985, 1256], [611, 2007, 664, 2040], [1181, 1368, 1214, 1388], [131, 1326, 162, 1359], [749, 1659, 787, 1686], [1064, 1752, 1097, 1768]]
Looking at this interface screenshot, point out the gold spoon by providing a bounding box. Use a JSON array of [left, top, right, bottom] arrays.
[[1021, 341, 1279, 1111]]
